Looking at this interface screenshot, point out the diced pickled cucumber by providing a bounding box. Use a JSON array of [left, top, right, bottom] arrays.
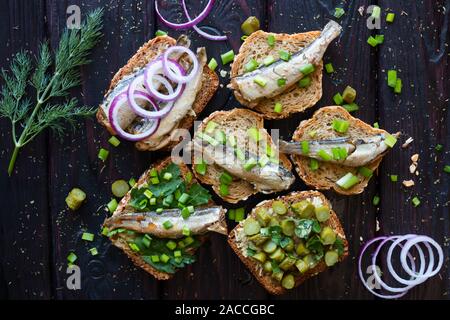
[[315, 205, 331, 222], [291, 200, 314, 218], [255, 207, 272, 226], [295, 241, 310, 256], [272, 201, 287, 215], [281, 274, 295, 289], [279, 256, 296, 271], [280, 219, 295, 236], [320, 226, 336, 245], [252, 251, 267, 263], [269, 248, 285, 262], [325, 250, 339, 266], [295, 259, 309, 273], [263, 240, 277, 253], [249, 233, 269, 246], [243, 218, 261, 236]]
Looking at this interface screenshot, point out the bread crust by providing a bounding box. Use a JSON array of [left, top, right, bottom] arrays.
[[96, 36, 219, 151], [230, 30, 323, 119], [291, 106, 390, 195], [228, 190, 349, 295], [191, 108, 293, 203]]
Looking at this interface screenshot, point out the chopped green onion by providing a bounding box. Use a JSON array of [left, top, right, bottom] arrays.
[[274, 102, 283, 113], [151, 255, 160, 263], [182, 226, 191, 236], [373, 122, 379, 128], [371, 5, 381, 19], [184, 171, 191, 183], [387, 70, 397, 88], [298, 76, 311, 88], [390, 175, 398, 182], [195, 161, 207, 175], [244, 158, 257, 171], [221, 50, 235, 65], [317, 149, 332, 161], [219, 183, 229, 196], [142, 234, 152, 248], [412, 196, 421, 207], [332, 119, 350, 133], [150, 198, 156, 205], [245, 58, 259, 72], [310, 159, 319, 171], [342, 86, 356, 103], [331, 147, 340, 160], [174, 250, 182, 258], [334, 7, 345, 19], [82, 232, 94, 242], [373, 195, 380, 206], [435, 144, 443, 152], [367, 36, 379, 47], [235, 148, 246, 161], [267, 34, 275, 47], [178, 193, 190, 204], [336, 172, 360, 190], [385, 134, 397, 148], [144, 190, 153, 199], [155, 30, 167, 37], [220, 172, 233, 185], [108, 136, 121, 147], [166, 240, 177, 251], [228, 209, 236, 221], [128, 178, 136, 187], [208, 58, 218, 71], [107, 199, 118, 213], [89, 248, 98, 256], [101, 227, 109, 236], [254, 75, 267, 87], [215, 130, 226, 144], [325, 63, 334, 73], [150, 168, 158, 177], [263, 55, 275, 66], [266, 144, 275, 158], [156, 208, 163, 213], [386, 13, 395, 23], [150, 177, 160, 185], [394, 78, 402, 94], [181, 207, 191, 219], [235, 208, 245, 222], [343, 103, 359, 113], [299, 63, 315, 75], [163, 172, 173, 181], [201, 133, 219, 146], [444, 165, 450, 173], [375, 34, 384, 44], [258, 155, 270, 167], [338, 147, 348, 159], [247, 127, 261, 141], [205, 121, 217, 134], [228, 135, 237, 148], [277, 78, 286, 87], [129, 243, 140, 252], [241, 35, 248, 41], [301, 141, 310, 155], [358, 166, 373, 178], [98, 148, 109, 161], [160, 254, 170, 263], [67, 252, 77, 264], [279, 50, 291, 61], [333, 93, 344, 105], [163, 220, 173, 229]]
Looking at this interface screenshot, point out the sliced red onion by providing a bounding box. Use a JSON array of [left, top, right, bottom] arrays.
[[181, 0, 227, 41], [144, 59, 185, 102], [155, 0, 215, 30], [127, 74, 162, 119], [108, 91, 160, 142], [162, 46, 199, 84]]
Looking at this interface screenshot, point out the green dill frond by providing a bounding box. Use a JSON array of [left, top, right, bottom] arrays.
[[31, 42, 52, 95]]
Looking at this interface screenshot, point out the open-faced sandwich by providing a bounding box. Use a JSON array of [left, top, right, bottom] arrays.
[[97, 35, 219, 150], [229, 20, 342, 119], [103, 157, 227, 280], [190, 108, 295, 203], [279, 106, 398, 195], [228, 191, 348, 295]]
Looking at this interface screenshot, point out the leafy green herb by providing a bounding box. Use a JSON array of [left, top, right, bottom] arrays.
[[334, 237, 345, 256], [294, 219, 314, 239], [186, 183, 211, 206], [246, 248, 256, 256], [312, 220, 321, 233], [306, 235, 324, 257], [148, 163, 183, 197], [0, 9, 104, 175]]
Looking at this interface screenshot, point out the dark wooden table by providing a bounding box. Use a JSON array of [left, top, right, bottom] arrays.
[[0, 0, 449, 300]]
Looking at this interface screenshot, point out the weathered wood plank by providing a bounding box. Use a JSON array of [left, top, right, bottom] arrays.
[[0, 0, 52, 299], [267, 0, 378, 299], [377, 0, 450, 299], [45, 0, 159, 299], [156, 0, 269, 299]]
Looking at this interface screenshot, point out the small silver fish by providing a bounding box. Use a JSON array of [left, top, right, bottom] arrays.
[[278, 134, 398, 167], [229, 20, 342, 102], [192, 139, 295, 193], [104, 206, 227, 239]]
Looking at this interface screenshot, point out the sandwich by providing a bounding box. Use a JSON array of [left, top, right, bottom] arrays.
[[229, 20, 342, 119], [190, 108, 295, 203], [279, 106, 399, 195], [228, 190, 348, 295], [97, 35, 219, 151], [103, 157, 227, 280]]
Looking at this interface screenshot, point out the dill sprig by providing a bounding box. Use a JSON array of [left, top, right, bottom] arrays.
[[0, 8, 103, 176]]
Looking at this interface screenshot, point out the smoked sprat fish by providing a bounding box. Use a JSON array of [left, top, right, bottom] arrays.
[[229, 20, 342, 102], [104, 206, 227, 239]]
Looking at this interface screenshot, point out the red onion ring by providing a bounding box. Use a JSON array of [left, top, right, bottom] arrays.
[[127, 74, 163, 119], [163, 46, 199, 84], [181, 0, 227, 41], [108, 91, 160, 142], [155, 0, 215, 30], [144, 59, 185, 102]]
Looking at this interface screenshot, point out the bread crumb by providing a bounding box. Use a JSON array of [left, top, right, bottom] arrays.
[[409, 163, 417, 173], [403, 180, 415, 187], [402, 137, 414, 148], [411, 154, 419, 162]]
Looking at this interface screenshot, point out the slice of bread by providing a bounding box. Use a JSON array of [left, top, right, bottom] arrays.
[[191, 108, 293, 203], [96, 35, 219, 151], [291, 106, 391, 195], [228, 190, 349, 295], [230, 30, 323, 120], [104, 157, 221, 280]]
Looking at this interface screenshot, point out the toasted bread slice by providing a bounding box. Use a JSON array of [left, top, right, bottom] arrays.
[[291, 106, 391, 195], [105, 157, 221, 280], [228, 190, 349, 295], [230, 30, 323, 119], [191, 108, 293, 203], [96, 35, 219, 151]]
